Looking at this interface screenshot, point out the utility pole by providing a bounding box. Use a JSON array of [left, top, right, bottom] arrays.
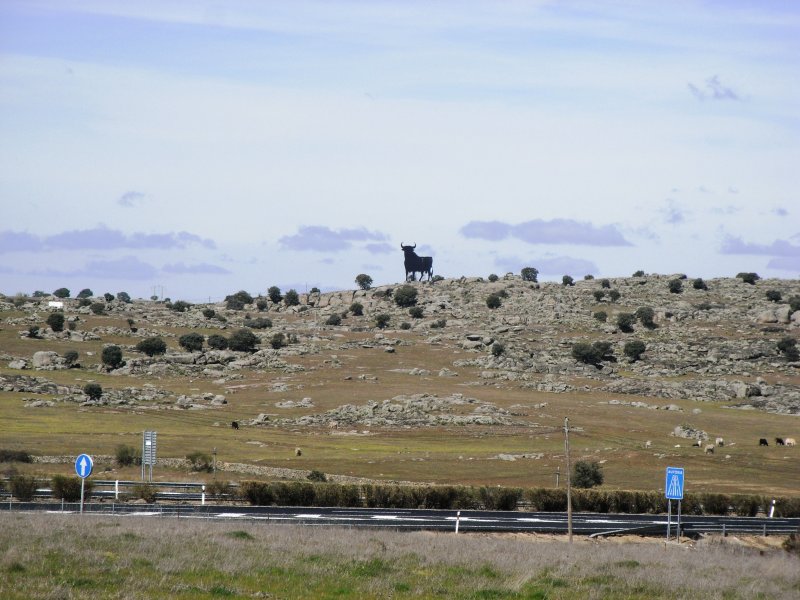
[[554, 466, 560, 487], [212, 447, 217, 477], [564, 417, 573, 543]]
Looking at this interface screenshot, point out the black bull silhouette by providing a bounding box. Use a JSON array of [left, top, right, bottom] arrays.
[[401, 243, 433, 281]]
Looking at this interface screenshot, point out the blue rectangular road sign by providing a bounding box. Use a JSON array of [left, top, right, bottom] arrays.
[[665, 467, 684, 500]]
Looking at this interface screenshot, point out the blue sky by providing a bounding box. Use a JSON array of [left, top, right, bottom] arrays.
[[1, 1, 798, 301]]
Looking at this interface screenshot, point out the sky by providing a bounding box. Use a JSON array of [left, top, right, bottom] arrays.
[[1, 0, 798, 302]]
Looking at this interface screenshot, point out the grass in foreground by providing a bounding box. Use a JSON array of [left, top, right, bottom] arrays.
[[1, 513, 798, 599]]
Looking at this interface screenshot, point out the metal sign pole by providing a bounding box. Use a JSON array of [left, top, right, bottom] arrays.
[[564, 417, 572, 543], [666, 499, 671, 540], [677, 500, 682, 542], [80, 478, 85, 514]]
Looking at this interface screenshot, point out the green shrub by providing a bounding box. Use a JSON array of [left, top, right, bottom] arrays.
[[207, 334, 228, 350], [668, 279, 683, 294], [51, 475, 91, 502], [229, 329, 259, 352], [593, 311, 607, 322], [202, 308, 215, 318], [315, 484, 363, 508], [90, 302, 105, 315], [270, 332, 287, 349], [777, 337, 799, 361], [562, 275, 574, 286], [584, 274, 594, 280], [136, 337, 167, 357], [171, 300, 191, 312], [632, 270, 645, 277], [116, 291, 132, 303], [488, 274, 499, 282], [53, 287, 70, 298], [623, 340, 646, 362], [432, 275, 444, 282], [186, 452, 213, 472], [486, 293, 502, 309], [521, 267, 538, 282], [479, 486, 521, 511], [83, 383, 102, 400], [491, 342, 505, 357], [430, 319, 446, 329], [399, 322, 411, 330], [616, 313, 635, 333], [245, 317, 272, 329], [526, 488, 567, 511], [593, 290, 606, 302], [100, 345, 123, 369], [692, 278, 708, 290], [115, 444, 141, 467], [394, 285, 418, 307], [205, 480, 232, 497], [409, 306, 424, 319], [77, 288, 93, 299], [178, 333, 204, 352], [765, 290, 782, 303], [46, 312, 65, 332], [284, 289, 300, 306], [103, 292, 114, 302], [9, 474, 38, 501], [256, 299, 268, 311], [600, 278, 611, 289], [239, 481, 274, 505], [789, 296, 800, 313], [307, 469, 327, 482], [573, 460, 604, 488], [271, 482, 316, 507], [0, 449, 32, 463], [225, 290, 253, 310], [27, 326, 40, 339], [349, 302, 363, 316], [608, 290, 620, 302], [77, 298, 91, 307], [736, 272, 760, 285], [267, 286, 282, 303], [634, 306, 656, 329], [131, 483, 157, 503], [325, 314, 342, 326], [355, 274, 373, 290], [375, 314, 390, 329]]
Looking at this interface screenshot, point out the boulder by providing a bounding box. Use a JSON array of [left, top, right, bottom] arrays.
[[32, 351, 61, 369]]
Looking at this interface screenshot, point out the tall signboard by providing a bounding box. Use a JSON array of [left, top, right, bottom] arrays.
[[142, 431, 157, 482], [74, 454, 93, 513], [664, 467, 685, 540]]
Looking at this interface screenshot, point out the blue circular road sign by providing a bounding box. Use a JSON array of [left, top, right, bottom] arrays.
[[75, 454, 93, 479]]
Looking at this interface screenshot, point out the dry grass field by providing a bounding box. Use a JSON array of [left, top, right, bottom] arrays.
[[1, 276, 799, 497], [1, 513, 798, 599]]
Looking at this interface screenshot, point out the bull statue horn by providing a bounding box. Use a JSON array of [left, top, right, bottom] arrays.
[[400, 242, 404, 249], [412, 243, 416, 248]]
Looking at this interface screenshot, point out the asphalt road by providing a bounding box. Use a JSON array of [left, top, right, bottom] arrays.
[[3, 503, 798, 538]]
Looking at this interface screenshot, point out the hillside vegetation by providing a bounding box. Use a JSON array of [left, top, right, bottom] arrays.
[[1, 273, 798, 495]]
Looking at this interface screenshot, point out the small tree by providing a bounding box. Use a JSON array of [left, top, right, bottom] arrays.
[[521, 267, 539, 282], [635, 306, 656, 329], [103, 293, 114, 302], [202, 308, 215, 318], [624, 340, 646, 362], [267, 286, 282, 303], [573, 460, 604, 488], [491, 342, 505, 357], [51, 475, 91, 501], [46, 312, 65, 332], [90, 302, 105, 315], [488, 274, 499, 282], [736, 272, 760, 285], [77, 288, 93, 299], [229, 329, 259, 352], [593, 311, 607, 322], [256, 298, 268, 311], [394, 285, 418, 307], [171, 300, 191, 312], [572, 341, 614, 366], [355, 274, 373, 290], [668, 279, 683, 294], [617, 313, 636, 333], [53, 287, 70, 298], [284, 289, 300, 306], [375, 314, 390, 329], [608, 290, 620, 302], [116, 291, 132, 303], [207, 334, 229, 350], [27, 325, 40, 339], [632, 270, 645, 277], [349, 302, 364, 316], [777, 337, 799, 361], [270, 332, 287, 349], [584, 274, 594, 280], [692, 278, 708, 291], [179, 333, 204, 352], [486, 294, 502, 309], [593, 290, 606, 302], [600, 278, 611, 289], [115, 444, 141, 467], [765, 290, 782, 303], [325, 314, 342, 326], [101, 345, 123, 369], [409, 306, 424, 319], [562, 275, 574, 286], [63, 350, 79, 367], [136, 337, 167, 357], [245, 317, 272, 329], [83, 382, 103, 400], [9, 474, 38, 501]]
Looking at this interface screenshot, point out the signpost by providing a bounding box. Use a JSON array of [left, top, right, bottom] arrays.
[[664, 467, 685, 540], [74, 454, 93, 514], [142, 431, 157, 482]]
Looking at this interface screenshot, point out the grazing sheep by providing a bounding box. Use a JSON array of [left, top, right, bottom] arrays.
[[295, 447, 302, 456], [645, 440, 652, 448], [715, 437, 724, 447], [692, 440, 702, 447], [759, 438, 769, 446], [704, 444, 715, 454], [775, 437, 785, 446], [784, 438, 796, 447], [231, 421, 239, 430]]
